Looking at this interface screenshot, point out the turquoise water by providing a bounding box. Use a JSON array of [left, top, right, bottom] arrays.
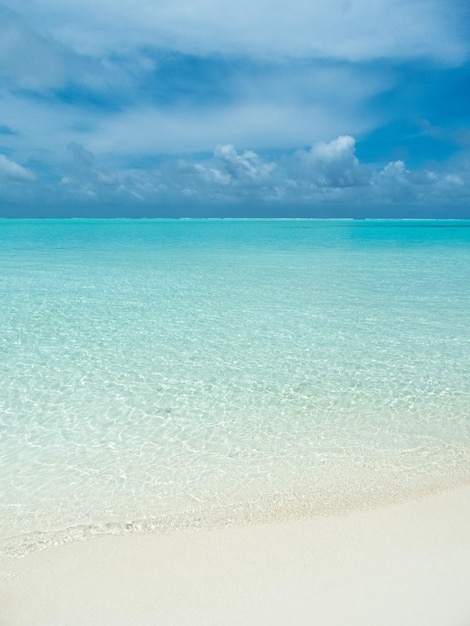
[[1, 219, 469, 556]]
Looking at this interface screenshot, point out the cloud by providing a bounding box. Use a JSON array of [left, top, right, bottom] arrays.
[[298, 135, 370, 188], [421, 119, 470, 149], [0, 5, 68, 91], [373, 160, 415, 202], [84, 95, 380, 156], [189, 144, 276, 198], [0, 1, 469, 217], [59, 142, 121, 199], [213, 144, 275, 182], [58, 136, 470, 211], [0, 5, 156, 102], [0, 32, 389, 162], [8, 0, 468, 64], [0, 154, 36, 182], [181, 139, 470, 212], [2, 135, 470, 216], [68, 142, 95, 168]]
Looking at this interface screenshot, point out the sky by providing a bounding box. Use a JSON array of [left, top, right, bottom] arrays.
[[0, 0, 470, 217]]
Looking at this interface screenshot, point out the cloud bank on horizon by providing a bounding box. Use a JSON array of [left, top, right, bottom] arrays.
[[0, 0, 469, 216]]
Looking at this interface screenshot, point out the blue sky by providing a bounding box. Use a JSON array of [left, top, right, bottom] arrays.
[[1, 0, 470, 217]]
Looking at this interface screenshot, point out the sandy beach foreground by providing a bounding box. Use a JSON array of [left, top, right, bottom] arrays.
[[1, 486, 470, 626]]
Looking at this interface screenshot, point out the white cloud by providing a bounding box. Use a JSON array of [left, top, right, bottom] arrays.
[[0, 6, 68, 90], [0, 154, 36, 181], [5, 0, 467, 64], [373, 160, 418, 202], [189, 144, 276, 194], [444, 174, 464, 186], [212, 144, 275, 182], [84, 99, 379, 156], [0, 5, 154, 98], [1, 0, 465, 183], [66, 136, 467, 211], [0, 0, 468, 217], [0, 52, 388, 165], [299, 135, 369, 188], [0, 91, 112, 166], [2, 136, 470, 216]]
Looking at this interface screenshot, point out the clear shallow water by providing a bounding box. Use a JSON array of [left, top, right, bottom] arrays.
[[0, 219, 469, 556]]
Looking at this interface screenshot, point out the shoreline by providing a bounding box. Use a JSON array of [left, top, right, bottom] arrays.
[[2, 485, 470, 625], [2, 472, 468, 560]]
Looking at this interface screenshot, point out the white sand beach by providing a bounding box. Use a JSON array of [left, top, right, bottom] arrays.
[[1, 485, 470, 626]]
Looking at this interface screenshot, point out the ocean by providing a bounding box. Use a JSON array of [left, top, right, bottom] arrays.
[[1, 219, 469, 557]]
